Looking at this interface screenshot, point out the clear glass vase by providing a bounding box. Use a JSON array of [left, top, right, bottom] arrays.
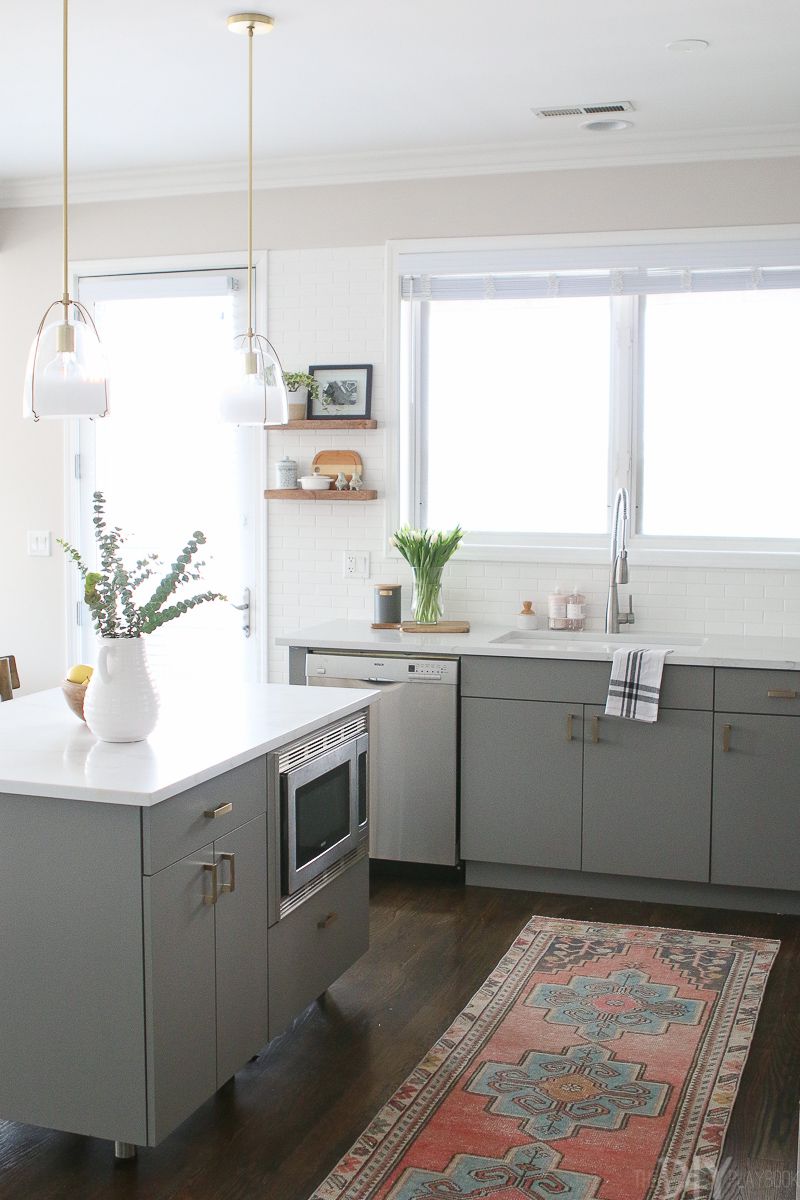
[[411, 568, 444, 625]]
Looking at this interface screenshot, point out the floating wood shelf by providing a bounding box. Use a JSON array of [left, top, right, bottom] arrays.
[[265, 488, 378, 501], [274, 419, 378, 430]]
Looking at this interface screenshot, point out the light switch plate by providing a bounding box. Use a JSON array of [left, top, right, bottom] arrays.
[[27, 531, 52, 557], [343, 551, 370, 579]]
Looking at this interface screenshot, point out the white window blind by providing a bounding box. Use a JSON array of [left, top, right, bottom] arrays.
[[80, 271, 239, 303], [401, 265, 800, 301]]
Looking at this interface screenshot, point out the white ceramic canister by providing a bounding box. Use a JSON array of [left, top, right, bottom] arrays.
[[276, 456, 298, 489], [516, 600, 538, 630], [84, 637, 160, 743]]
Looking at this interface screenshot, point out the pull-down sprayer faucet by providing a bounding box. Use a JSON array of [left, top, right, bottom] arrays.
[[605, 487, 635, 634]]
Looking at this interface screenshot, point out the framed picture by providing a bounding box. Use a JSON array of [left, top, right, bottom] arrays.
[[308, 364, 373, 420]]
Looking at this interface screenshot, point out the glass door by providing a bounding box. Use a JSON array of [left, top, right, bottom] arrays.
[[71, 268, 264, 683]]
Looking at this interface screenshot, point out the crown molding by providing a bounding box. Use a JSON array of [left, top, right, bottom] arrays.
[[2, 124, 800, 209]]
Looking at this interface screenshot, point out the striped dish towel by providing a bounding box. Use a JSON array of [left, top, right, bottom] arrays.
[[605, 647, 670, 723]]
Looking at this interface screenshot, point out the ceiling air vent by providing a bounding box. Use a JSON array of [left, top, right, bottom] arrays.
[[534, 100, 635, 119]]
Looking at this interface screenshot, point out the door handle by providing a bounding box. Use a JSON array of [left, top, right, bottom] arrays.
[[219, 852, 236, 894], [317, 911, 338, 930], [767, 689, 797, 700], [591, 715, 601, 744], [566, 713, 578, 742], [204, 801, 233, 819], [229, 587, 251, 639], [202, 862, 219, 906], [722, 723, 732, 753]]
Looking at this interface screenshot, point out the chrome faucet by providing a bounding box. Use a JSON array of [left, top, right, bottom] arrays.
[[605, 487, 635, 634]]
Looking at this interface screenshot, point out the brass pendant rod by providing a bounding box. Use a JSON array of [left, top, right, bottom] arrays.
[[61, 0, 70, 310], [247, 22, 254, 344]]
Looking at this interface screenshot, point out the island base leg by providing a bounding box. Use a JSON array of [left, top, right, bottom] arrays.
[[114, 1141, 137, 1161]]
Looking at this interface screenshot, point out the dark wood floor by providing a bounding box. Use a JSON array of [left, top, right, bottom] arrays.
[[0, 877, 797, 1200]]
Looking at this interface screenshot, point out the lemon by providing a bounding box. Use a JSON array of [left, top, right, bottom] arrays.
[[67, 664, 93, 685]]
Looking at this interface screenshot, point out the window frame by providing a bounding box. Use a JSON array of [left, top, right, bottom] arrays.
[[388, 228, 800, 568]]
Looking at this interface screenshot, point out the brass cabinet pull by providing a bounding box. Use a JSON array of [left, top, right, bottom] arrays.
[[591, 715, 600, 744], [202, 862, 219, 906], [203, 801, 233, 819], [219, 852, 236, 894], [566, 713, 576, 742], [317, 911, 338, 930], [722, 723, 732, 753], [767, 689, 797, 700]]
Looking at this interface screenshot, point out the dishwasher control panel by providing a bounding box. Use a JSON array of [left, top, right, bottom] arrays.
[[407, 662, 445, 679], [305, 652, 459, 686]]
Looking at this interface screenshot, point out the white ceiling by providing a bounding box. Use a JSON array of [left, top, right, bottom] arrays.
[[1, 0, 799, 204]]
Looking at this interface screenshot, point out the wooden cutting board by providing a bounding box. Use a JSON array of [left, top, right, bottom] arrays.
[[312, 450, 363, 483], [401, 620, 471, 633]]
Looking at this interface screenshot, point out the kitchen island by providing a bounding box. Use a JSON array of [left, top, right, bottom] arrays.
[[0, 683, 377, 1159]]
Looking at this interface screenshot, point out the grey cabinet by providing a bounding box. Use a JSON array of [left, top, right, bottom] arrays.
[[460, 655, 715, 886], [711, 713, 800, 891], [144, 843, 218, 1144], [461, 697, 583, 870], [215, 816, 269, 1085], [268, 854, 369, 1038], [144, 812, 269, 1144], [582, 706, 713, 882]]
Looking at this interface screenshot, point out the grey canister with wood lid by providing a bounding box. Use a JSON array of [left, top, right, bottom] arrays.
[[374, 584, 402, 625]]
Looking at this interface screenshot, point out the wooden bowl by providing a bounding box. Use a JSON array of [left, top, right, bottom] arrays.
[[62, 680, 88, 722]]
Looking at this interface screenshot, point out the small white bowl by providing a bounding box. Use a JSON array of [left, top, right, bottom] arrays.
[[298, 474, 332, 491]]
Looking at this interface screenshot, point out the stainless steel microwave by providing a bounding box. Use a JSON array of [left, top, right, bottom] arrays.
[[280, 729, 368, 897]]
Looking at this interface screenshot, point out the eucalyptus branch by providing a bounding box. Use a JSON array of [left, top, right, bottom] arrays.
[[59, 493, 226, 639]]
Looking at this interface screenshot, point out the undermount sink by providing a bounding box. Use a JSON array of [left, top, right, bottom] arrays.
[[491, 630, 707, 650]]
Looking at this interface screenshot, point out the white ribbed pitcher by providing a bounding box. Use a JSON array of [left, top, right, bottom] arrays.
[[84, 637, 160, 743]]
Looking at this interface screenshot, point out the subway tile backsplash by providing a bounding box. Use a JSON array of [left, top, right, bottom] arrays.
[[266, 245, 800, 681]]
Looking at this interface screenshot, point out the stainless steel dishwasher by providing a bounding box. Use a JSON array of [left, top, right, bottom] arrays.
[[306, 652, 459, 866]]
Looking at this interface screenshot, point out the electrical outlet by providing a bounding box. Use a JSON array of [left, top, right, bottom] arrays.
[[27, 531, 52, 557], [343, 551, 370, 579]]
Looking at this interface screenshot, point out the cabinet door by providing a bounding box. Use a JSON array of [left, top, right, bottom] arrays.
[[582, 706, 712, 882], [214, 814, 269, 1085], [143, 844, 217, 1145], [712, 713, 800, 890], [268, 854, 369, 1039], [461, 698, 582, 869]]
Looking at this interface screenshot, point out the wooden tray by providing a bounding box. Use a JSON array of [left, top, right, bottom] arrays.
[[311, 449, 363, 483], [400, 620, 470, 634]]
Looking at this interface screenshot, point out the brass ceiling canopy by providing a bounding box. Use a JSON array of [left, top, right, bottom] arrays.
[[227, 13, 275, 35]]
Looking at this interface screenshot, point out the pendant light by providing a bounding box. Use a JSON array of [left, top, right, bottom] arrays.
[[23, 0, 108, 421], [221, 12, 288, 427]]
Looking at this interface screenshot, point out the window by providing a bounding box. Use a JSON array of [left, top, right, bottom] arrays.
[[640, 290, 800, 539], [398, 239, 800, 559], [425, 297, 610, 534]]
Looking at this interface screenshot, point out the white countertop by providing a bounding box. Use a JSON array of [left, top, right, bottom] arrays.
[[277, 620, 800, 670], [0, 684, 378, 806]]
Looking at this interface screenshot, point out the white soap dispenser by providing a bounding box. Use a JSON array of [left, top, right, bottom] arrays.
[[548, 587, 568, 631], [567, 585, 586, 632]]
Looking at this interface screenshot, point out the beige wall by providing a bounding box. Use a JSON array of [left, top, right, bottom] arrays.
[[2, 155, 799, 691]]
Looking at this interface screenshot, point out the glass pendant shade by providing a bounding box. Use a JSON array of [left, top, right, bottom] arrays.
[[23, 303, 109, 420], [220, 333, 288, 426]]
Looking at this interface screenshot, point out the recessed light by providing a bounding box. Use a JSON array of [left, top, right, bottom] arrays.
[[581, 119, 634, 132], [666, 38, 709, 53]]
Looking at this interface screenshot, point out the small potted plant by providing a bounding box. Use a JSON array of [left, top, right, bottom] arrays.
[[59, 492, 226, 743], [283, 371, 320, 421]]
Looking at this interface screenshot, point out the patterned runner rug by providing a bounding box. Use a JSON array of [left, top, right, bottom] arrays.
[[310, 916, 779, 1200]]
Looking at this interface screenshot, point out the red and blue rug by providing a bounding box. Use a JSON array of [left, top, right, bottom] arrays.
[[311, 916, 778, 1200]]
